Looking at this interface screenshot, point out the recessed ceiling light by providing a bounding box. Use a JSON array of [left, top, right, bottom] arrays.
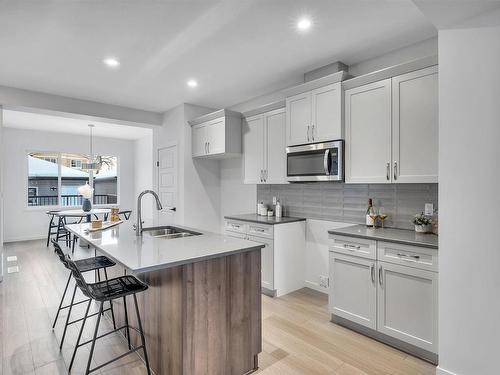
[[187, 79, 198, 88], [103, 57, 120, 68], [297, 17, 312, 31]]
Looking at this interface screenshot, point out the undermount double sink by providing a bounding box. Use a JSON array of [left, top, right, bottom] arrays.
[[142, 226, 202, 239]]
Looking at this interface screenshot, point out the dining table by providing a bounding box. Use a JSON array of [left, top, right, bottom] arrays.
[[55, 208, 112, 223], [55, 208, 112, 249]]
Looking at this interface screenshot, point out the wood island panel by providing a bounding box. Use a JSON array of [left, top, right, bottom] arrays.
[[106, 248, 262, 375]]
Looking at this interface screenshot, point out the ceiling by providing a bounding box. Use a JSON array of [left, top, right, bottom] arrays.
[[2, 110, 152, 140], [0, 1, 437, 113]]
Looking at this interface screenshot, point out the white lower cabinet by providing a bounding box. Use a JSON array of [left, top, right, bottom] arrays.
[[329, 235, 438, 356], [329, 252, 377, 329], [225, 218, 305, 297], [248, 235, 274, 291], [377, 261, 438, 353]]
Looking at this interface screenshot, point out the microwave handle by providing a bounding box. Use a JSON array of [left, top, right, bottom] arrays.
[[323, 149, 330, 175]]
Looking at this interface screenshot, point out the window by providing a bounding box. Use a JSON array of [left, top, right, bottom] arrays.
[[70, 159, 82, 168], [27, 152, 119, 207]]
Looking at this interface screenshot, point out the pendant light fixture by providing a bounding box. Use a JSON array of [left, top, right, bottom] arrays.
[[81, 124, 112, 174]]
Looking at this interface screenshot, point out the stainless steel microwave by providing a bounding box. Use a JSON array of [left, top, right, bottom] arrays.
[[286, 140, 344, 182]]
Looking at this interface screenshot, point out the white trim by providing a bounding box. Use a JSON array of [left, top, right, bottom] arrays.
[[436, 366, 459, 375], [4, 235, 45, 243], [304, 280, 328, 294]]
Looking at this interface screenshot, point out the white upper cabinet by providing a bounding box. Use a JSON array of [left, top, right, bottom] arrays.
[[189, 109, 242, 159], [243, 108, 286, 184], [286, 82, 342, 146], [264, 109, 286, 184], [192, 124, 207, 157], [345, 66, 438, 184], [311, 83, 342, 142], [345, 79, 392, 183], [242, 115, 265, 184], [286, 92, 311, 146], [392, 66, 438, 183]]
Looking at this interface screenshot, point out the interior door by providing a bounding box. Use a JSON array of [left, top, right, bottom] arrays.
[[377, 261, 438, 353], [243, 115, 265, 184], [345, 79, 392, 183], [265, 109, 286, 184], [311, 83, 342, 142], [158, 145, 178, 225], [329, 252, 377, 329], [286, 92, 311, 146], [206, 118, 225, 155], [192, 124, 207, 157], [392, 66, 438, 183]]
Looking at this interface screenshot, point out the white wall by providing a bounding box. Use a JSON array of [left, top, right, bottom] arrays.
[[304, 220, 352, 292], [2, 127, 136, 242], [134, 134, 154, 224], [154, 103, 221, 233], [438, 26, 500, 375]]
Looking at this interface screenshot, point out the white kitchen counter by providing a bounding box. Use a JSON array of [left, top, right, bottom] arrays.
[[65, 223, 264, 273]]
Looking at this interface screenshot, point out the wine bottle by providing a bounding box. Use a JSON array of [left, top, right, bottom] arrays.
[[366, 198, 375, 227]]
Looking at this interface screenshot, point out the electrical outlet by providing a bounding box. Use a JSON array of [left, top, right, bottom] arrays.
[[272, 196, 277, 205], [424, 203, 434, 216], [319, 275, 329, 288]]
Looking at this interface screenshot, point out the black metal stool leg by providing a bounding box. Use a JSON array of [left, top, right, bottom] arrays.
[[103, 268, 117, 330], [123, 296, 131, 350], [69, 299, 92, 371], [133, 293, 151, 375], [86, 302, 104, 375], [60, 284, 77, 349], [46, 215, 54, 247], [56, 217, 63, 243], [52, 273, 71, 328]]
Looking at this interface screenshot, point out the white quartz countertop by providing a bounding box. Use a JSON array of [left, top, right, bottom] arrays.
[[65, 223, 264, 273]]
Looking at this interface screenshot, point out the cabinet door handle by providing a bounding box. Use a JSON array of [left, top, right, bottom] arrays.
[[311, 125, 315, 141], [394, 161, 398, 180], [371, 264, 375, 283], [208, 142, 210, 154], [386, 162, 390, 181], [264, 169, 268, 182], [379, 265, 383, 286], [260, 169, 263, 183], [307, 125, 310, 142], [205, 142, 207, 154], [344, 243, 361, 250], [397, 253, 420, 260]]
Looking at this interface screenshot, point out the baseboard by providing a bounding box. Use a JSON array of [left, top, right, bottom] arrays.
[[304, 280, 328, 294], [436, 366, 458, 375], [4, 235, 45, 243]]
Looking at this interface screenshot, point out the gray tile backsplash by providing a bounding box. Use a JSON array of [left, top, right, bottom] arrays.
[[257, 183, 438, 230]]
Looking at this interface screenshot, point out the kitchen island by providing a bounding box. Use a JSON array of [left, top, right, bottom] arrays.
[[65, 223, 264, 375]]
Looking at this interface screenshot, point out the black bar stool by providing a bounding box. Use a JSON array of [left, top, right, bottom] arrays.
[[55, 214, 83, 248], [46, 210, 60, 247], [52, 240, 117, 349], [118, 210, 132, 220], [64, 254, 151, 374]]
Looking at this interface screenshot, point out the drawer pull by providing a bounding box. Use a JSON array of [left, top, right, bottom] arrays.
[[344, 244, 361, 250], [253, 228, 265, 232], [397, 253, 420, 260]]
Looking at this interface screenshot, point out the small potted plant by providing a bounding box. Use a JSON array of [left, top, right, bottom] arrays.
[[413, 213, 432, 233]]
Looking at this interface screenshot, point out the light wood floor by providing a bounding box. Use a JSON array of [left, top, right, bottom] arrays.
[[0, 240, 436, 375]]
